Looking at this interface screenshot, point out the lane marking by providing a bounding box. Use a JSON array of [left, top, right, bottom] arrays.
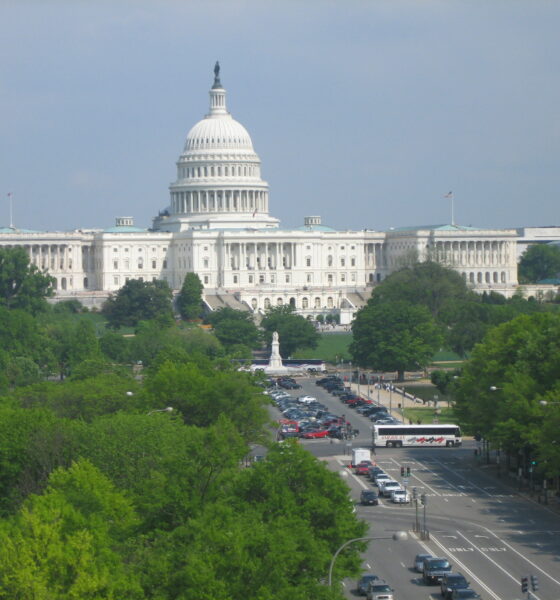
[[455, 530, 541, 600], [389, 456, 442, 496], [481, 525, 560, 588], [415, 532, 501, 600]]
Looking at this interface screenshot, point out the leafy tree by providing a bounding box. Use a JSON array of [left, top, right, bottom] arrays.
[[261, 305, 320, 357], [0, 459, 144, 599], [177, 272, 204, 320], [0, 247, 55, 314], [372, 261, 475, 319], [205, 307, 260, 350], [102, 279, 173, 329], [99, 330, 131, 363], [518, 243, 560, 283], [430, 369, 461, 396], [350, 300, 443, 380], [454, 313, 560, 472], [144, 360, 269, 441]]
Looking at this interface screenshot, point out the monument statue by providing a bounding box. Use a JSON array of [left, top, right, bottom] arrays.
[[213, 61, 221, 87], [268, 331, 284, 370]]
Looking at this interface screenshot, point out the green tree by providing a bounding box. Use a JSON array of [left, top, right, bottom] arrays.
[[261, 305, 320, 357], [102, 279, 173, 329], [177, 272, 204, 320], [0, 247, 55, 314], [350, 300, 443, 380], [518, 243, 560, 283], [372, 261, 474, 319], [0, 459, 144, 599], [205, 307, 260, 350], [454, 313, 560, 473]]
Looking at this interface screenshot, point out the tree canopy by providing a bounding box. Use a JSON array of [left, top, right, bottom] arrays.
[[518, 243, 560, 283], [204, 307, 260, 351], [350, 300, 443, 380], [260, 305, 320, 357], [0, 247, 55, 314], [102, 279, 174, 328], [177, 272, 204, 320]]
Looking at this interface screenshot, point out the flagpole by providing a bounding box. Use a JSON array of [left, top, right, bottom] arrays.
[[451, 193, 454, 226], [8, 193, 13, 228]]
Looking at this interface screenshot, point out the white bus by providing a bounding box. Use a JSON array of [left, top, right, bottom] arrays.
[[373, 424, 462, 448]]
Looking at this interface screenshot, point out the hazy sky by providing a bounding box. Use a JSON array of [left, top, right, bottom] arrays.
[[1, 1, 559, 233]]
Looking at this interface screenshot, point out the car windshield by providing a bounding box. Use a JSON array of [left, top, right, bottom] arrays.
[[361, 575, 378, 582], [372, 584, 392, 592], [430, 560, 450, 568], [449, 575, 467, 583]]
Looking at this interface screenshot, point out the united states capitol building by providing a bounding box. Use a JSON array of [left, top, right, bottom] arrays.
[[1, 65, 558, 323]]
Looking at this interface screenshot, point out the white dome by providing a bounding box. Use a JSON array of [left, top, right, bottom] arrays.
[[185, 114, 254, 152]]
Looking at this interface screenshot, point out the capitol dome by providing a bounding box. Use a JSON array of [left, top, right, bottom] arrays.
[[155, 62, 279, 232], [184, 113, 254, 152]]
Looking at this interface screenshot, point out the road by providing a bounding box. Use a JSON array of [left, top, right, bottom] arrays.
[[284, 376, 560, 600]]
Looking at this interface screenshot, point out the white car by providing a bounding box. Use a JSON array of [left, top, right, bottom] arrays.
[[297, 395, 317, 404], [378, 480, 402, 497], [390, 489, 410, 503], [373, 473, 392, 486]]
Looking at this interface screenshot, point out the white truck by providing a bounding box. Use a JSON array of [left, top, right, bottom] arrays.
[[351, 447, 372, 467]]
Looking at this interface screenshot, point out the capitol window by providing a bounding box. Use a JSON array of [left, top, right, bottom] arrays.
[[351, 257, 356, 266], [113, 260, 118, 270], [340, 258, 345, 267], [249, 275, 254, 283], [152, 260, 156, 269], [204, 275, 209, 284], [138, 260, 143, 269], [163, 260, 167, 269], [285, 274, 290, 283], [328, 255, 333, 267], [306, 257, 311, 267], [233, 275, 238, 283], [341, 273, 346, 282]]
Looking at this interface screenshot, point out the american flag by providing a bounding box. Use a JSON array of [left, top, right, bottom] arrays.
[[443, 191, 453, 198]]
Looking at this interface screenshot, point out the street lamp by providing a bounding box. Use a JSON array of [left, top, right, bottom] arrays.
[[539, 400, 560, 406], [328, 532, 408, 586], [147, 406, 174, 415]]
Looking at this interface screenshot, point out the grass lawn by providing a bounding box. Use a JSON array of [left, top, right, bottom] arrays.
[[401, 405, 457, 424], [293, 332, 353, 363]]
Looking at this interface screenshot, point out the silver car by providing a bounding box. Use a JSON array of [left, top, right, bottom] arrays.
[[414, 553, 432, 572], [367, 581, 394, 600]]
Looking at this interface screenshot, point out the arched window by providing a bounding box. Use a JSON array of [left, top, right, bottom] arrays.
[[314, 297, 321, 309], [302, 297, 309, 309], [469, 273, 475, 283], [477, 272, 482, 283], [289, 297, 296, 307], [369, 273, 374, 283], [61, 277, 67, 290], [327, 297, 334, 308], [264, 298, 271, 309], [277, 297, 283, 306], [251, 298, 257, 310], [83, 277, 88, 289], [485, 272, 491, 283], [501, 271, 506, 283], [328, 255, 333, 267], [493, 272, 498, 283]]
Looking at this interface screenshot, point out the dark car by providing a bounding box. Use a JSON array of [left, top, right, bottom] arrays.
[[357, 574, 379, 595], [327, 426, 345, 439], [441, 573, 470, 598], [450, 590, 481, 600], [423, 557, 452, 584], [360, 490, 379, 506]]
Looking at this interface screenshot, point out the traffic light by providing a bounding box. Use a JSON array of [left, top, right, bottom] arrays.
[[521, 576, 529, 593], [400, 466, 405, 477], [406, 466, 411, 477], [420, 493, 426, 505], [530, 575, 539, 592]]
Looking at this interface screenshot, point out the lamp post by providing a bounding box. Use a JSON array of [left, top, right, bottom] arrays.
[[147, 406, 174, 415], [328, 532, 408, 587], [389, 381, 393, 416]]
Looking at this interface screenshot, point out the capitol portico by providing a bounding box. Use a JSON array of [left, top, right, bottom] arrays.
[[0, 64, 556, 322]]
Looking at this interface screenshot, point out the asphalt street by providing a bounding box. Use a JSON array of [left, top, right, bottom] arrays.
[[283, 376, 560, 600]]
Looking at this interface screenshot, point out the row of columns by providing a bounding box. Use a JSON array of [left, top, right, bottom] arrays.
[[2, 243, 75, 272], [433, 240, 512, 267], [225, 241, 296, 271], [171, 189, 267, 215]]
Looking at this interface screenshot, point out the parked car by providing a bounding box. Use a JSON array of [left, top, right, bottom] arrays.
[[414, 553, 432, 573], [357, 574, 380, 596], [366, 581, 394, 600], [360, 490, 379, 506], [302, 429, 329, 439], [450, 590, 481, 600], [441, 573, 470, 598], [327, 426, 345, 439], [423, 557, 452, 584], [368, 465, 385, 480]]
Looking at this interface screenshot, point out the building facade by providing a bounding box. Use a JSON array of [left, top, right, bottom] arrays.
[[1, 65, 551, 322]]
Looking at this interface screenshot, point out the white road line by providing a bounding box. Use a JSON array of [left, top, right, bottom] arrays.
[[416, 532, 501, 600], [456, 530, 536, 596], [389, 457, 442, 496], [335, 459, 369, 489], [481, 525, 560, 588], [429, 457, 493, 497]]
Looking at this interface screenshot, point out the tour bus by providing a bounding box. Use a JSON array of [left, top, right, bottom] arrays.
[[372, 424, 462, 448]]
